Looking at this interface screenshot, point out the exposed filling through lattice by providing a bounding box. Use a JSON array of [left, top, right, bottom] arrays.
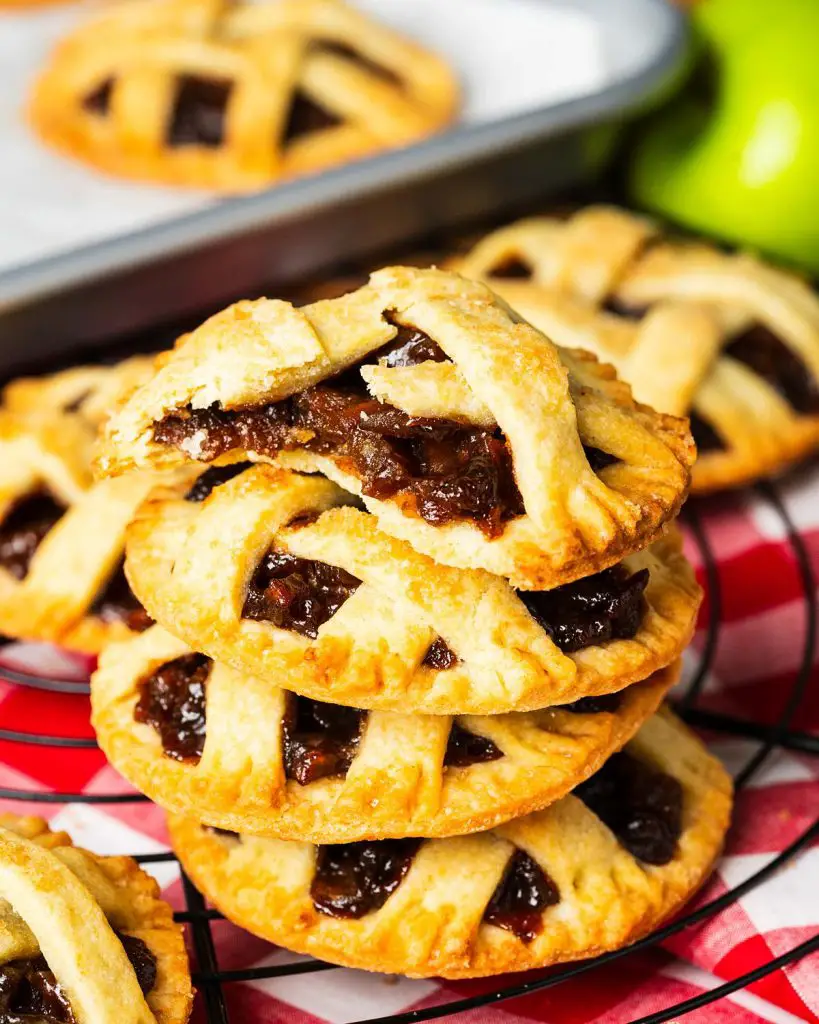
[[209, 748, 684, 942], [80, 41, 406, 151], [134, 657, 625, 775], [0, 932, 156, 1023], [0, 492, 65, 581], [154, 319, 619, 537]]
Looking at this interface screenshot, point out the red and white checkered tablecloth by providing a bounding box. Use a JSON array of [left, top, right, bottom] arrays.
[[0, 466, 817, 1024]]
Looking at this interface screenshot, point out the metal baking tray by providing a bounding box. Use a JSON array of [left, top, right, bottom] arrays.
[[0, 0, 687, 367]]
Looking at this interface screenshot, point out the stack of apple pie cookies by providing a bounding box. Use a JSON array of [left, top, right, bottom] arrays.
[[90, 266, 732, 978]]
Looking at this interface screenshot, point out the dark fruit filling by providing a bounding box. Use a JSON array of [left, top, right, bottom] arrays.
[[0, 934, 156, 1023], [134, 654, 210, 763], [489, 257, 533, 280], [184, 462, 253, 502], [0, 493, 65, 581], [282, 693, 364, 785], [243, 550, 361, 638], [444, 723, 502, 768], [207, 827, 240, 840], [315, 41, 401, 87], [153, 320, 620, 536], [422, 637, 458, 669], [725, 324, 819, 415], [91, 561, 153, 633], [117, 934, 157, 997], [519, 565, 649, 653], [284, 91, 342, 142], [483, 849, 560, 943], [82, 76, 113, 116], [689, 413, 725, 454], [167, 75, 233, 147], [558, 692, 622, 714], [584, 446, 620, 473], [575, 751, 683, 865], [311, 839, 420, 918], [381, 321, 449, 367]]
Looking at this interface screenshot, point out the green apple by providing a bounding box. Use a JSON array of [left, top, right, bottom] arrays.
[[628, 0, 819, 272]]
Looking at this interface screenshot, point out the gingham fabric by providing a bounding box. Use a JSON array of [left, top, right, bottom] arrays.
[[0, 466, 817, 1024]]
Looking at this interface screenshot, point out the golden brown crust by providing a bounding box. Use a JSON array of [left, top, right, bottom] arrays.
[[0, 412, 164, 652], [28, 0, 459, 193], [124, 464, 701, 715], [3, 357, 154, 432], [92, 623, 678, 842], [101, 266, 694, 590], [170, 708, 732, 979], [0, 813, 192, 1024], [452, 206, 819, 494]]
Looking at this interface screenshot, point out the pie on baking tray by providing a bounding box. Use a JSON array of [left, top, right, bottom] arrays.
[[28, 0, 460, 192]]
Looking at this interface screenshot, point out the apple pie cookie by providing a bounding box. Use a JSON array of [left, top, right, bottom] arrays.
[[92, 623, 678, 842], [124, 464, 700, 715], [170, 708, 731, 978], [0, 813, 192, 1023], [0, 411, 158, 651], [28, 0, 459, 193], [453, 206, 819, 493], [100, 267, 695, 590]]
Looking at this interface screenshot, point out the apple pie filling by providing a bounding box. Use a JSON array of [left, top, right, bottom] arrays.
[[0, 933, 156, 1024], [0, 492, 65, 580], [153, 320, 618, 537]]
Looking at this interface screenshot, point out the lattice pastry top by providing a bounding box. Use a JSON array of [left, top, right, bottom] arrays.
[[170, 708, 732, 979], [452, 206, 819, 493], [28, 0, 459, 192], [100, 266, 695, 589], [3, 356, 154, 431], [0, 813, 192, 1023], [92, 623, 677, 843], [124, 464, 700, 715], [0, 411, 160, 651]]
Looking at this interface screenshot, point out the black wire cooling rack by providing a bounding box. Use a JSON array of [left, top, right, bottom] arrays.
[[0, 481, 816, 1024]]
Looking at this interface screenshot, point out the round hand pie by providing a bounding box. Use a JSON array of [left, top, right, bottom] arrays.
[[91, 623, 678, 842], [452, 205, 819, 493], [28, 0, 459, 193], [170, 708, 732, 979], [100, 266, 695, 590], [0, 410, 158, 652], [123, 464, 701, 715], [0, 813, 192, 1023]]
